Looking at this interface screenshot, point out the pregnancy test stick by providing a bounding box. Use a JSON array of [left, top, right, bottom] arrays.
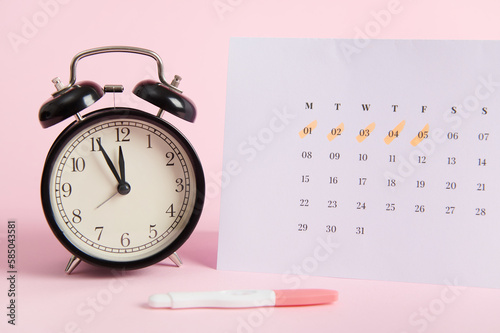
[[148, 289, 338, 309]]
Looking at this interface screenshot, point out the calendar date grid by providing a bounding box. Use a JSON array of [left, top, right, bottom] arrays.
[[293, 101, 495, 235]]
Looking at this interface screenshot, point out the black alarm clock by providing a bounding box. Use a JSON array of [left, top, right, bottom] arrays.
[[38, 46, 205, 274]]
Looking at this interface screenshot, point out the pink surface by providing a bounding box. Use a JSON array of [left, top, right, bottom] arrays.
[[274, 289, 338, 306], [1, 0, 500, 332]]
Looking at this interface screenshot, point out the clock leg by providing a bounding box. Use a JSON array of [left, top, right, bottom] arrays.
[[168, 252, 183, 267], [65, 255, 82, 274]]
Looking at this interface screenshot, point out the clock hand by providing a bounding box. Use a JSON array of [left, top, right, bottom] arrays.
[[97, 139, 121, 184], [97, 140, 131, 195], [119, 146, 126, 183], [95, 191, 119, 209], [117, 146, 131, 195]]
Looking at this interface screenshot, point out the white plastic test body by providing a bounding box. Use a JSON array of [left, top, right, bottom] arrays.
[[148, 289, 338, 309], [149, 290, 276, 309]]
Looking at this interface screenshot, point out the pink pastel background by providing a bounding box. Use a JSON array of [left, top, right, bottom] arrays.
[[1, 0, 500, 332]]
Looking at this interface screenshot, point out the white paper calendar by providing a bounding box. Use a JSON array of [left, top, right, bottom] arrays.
[[217, 38, 500, 288]]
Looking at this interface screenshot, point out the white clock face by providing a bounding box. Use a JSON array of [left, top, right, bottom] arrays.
[[43, 110, 202, 265]]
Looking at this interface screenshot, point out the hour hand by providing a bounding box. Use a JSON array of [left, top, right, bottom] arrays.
[[119, 146, 126, 183], [117, 146, 131, 195]]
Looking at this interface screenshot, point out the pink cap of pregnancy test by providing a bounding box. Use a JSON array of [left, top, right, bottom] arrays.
[[274, 289, 338, 307]]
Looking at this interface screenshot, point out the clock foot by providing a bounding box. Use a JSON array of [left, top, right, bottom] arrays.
[[168, 252, 183, 267], [65, 255, 82, 274]]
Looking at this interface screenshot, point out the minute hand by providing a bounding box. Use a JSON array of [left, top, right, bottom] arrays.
[[97, 140, 122, 184]]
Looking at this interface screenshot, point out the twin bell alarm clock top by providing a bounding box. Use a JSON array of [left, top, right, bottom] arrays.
[[38, 46, 205, 274]]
